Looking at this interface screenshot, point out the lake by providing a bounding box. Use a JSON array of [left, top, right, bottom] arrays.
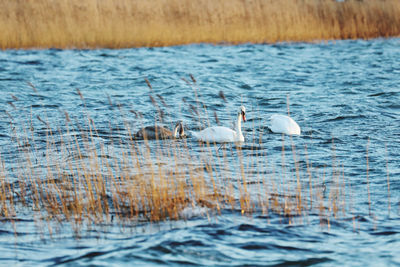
[[0, 39, 399, 266]]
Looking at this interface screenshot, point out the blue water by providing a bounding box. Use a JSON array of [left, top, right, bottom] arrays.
[[0, 39, 399, 266]]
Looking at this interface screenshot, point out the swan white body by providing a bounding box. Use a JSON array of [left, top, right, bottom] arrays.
[[191, 106, 246, 143], [270, 114, 301, 135]]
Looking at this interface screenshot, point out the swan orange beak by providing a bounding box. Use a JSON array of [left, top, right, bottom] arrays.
[[242, 112, 246, 122]]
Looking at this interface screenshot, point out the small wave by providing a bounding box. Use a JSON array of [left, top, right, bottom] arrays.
[[274, 257, 334, 266], [31, 104, 60, 108], [370, 231, 399, 236], [368, 91, 398, 97], [51, 251, 109, 265], [0, 229, 16, 235], [200, 59, 218, 63], [234, 223, 271, 233], [21, 60, 43, 65], [320, 137, 344, 144], [98, 53, 118, 58], [239, 84, 252, 90], [323, 115, 366, 122], [387, 104, 400, 109], [0, 78, 19, 81]]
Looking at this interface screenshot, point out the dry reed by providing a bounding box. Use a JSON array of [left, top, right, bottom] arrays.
[[1, 0, 400, 49], [0, 81, 390, 235]]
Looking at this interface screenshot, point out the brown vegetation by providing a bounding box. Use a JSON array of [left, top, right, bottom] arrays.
[[0, 0, 399, 49], [0, 80, 380, 234]]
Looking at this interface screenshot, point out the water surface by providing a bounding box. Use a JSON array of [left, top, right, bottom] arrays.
[[0, 39, 399, 266]]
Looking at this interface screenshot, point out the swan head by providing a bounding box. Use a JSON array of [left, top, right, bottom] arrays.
[[173, 121, 186, 138], [238, 106, 246, 122]]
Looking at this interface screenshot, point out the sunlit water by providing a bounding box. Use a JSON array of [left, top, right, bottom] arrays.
[[0, 39, 399, 266]]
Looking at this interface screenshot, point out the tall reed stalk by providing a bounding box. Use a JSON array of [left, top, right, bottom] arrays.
[[0, 81, 389, 235]]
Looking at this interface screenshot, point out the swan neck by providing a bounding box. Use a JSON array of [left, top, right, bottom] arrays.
[[173, 125, 179, 138], [236, 113, 242, 136], [178, 123, 184, 138]]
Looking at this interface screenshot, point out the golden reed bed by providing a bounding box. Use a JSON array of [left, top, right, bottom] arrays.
[[1, 0, 400, 49], [1, 83, 391, 233]]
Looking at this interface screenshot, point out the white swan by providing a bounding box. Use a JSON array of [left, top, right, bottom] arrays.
[[135, 121, 185, 140], [191, 106, 246, 143], [270, 114, 301, 135]]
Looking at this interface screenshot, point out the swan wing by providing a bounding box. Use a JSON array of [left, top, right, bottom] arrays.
[[135, 126, 173, 139], [192, 126, 237, 143], [270, 114, 301, 135]]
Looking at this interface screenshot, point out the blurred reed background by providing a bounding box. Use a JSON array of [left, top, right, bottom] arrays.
[[1, 0, 400, 49]]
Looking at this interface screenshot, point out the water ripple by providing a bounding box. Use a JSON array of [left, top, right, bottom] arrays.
[[0, 39, 399, 266]]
